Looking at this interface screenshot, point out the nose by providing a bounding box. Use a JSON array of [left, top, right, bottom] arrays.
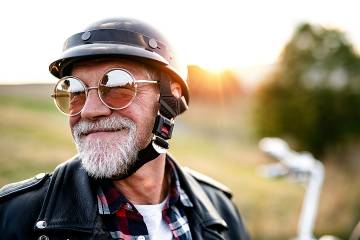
[[80, 88, 112, 120]]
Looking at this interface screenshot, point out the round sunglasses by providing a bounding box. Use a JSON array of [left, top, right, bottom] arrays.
[[51, 68, 157, 116]]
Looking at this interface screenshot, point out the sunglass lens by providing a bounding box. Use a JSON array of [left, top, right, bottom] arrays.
[[99, 69, 136, 109], [54, 78, 86, 115]]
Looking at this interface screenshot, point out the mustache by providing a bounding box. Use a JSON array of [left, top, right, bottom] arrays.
[[72, 116, 136, 139]]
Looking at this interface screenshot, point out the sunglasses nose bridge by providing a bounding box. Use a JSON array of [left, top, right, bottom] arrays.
[[84, 86, 101, 102], [80, 86, 112, 119], [87, 86, 99, 91], [86, 86, 101, 100], [85, 87, 101, 103]]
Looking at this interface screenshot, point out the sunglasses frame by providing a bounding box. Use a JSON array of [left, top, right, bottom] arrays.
[[51, 68, 158, 116]]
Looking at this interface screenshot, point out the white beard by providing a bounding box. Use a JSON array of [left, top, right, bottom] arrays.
[[72, 115, 140, 179]]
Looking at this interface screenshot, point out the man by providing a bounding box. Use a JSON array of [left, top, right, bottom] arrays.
[[0, 17, 250, 240]]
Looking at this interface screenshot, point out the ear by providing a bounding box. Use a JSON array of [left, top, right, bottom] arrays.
[[170, 81, 182, 98]]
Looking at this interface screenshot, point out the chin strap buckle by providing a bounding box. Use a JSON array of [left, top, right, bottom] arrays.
[[153, 114, 174, 140], [151, 114, 174, 151]]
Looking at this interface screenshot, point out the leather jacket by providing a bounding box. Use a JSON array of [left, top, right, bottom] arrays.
[[0, 155, 250, 240]]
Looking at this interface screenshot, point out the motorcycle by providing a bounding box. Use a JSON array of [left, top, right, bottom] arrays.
[[258, 137, 342, 240]]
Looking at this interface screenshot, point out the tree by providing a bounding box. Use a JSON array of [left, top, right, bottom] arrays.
[[254, 23, 360, 158]]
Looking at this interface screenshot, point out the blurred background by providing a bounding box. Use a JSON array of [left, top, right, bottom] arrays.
[[1, 0, 360, 239]]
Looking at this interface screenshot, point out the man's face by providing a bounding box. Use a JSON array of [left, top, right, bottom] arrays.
[[69, 59, 159, 178]]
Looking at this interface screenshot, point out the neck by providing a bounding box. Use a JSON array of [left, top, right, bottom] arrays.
[[112, 153, 169, 205]]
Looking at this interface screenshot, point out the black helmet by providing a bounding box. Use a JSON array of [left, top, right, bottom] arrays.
[[49, 17, 189, 111]]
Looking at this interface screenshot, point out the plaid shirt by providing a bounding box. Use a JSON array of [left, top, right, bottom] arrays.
[[96, 159, 193, 240]]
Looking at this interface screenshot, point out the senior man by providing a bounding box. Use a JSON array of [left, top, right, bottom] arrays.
[[0, 17, 250, 240]]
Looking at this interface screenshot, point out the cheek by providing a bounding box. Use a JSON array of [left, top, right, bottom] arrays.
[[137, 105, 158, 134], [69, 115, 81, 130], [124, 103, 157, 133]]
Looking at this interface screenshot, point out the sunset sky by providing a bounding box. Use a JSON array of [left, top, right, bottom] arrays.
[[0, 0, 359, 84]]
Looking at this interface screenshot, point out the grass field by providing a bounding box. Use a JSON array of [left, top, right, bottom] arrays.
[[0, 84, 358, 239]]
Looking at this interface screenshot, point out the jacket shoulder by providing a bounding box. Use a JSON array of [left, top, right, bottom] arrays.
[[183, 167, 233, 198], [0, 172, 50, 202]]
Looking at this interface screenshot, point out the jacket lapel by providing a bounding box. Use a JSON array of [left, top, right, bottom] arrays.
[[36, 157, 97, 233], [168, 156, 228, 239]]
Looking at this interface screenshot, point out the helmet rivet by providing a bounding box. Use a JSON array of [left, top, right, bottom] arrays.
[[81, 31, 91, 41], [35, 220, 47, 229], [148, 38, 158, 49]]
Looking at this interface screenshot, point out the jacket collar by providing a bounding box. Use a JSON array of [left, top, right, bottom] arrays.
[[167, 155, 228, 230], [36, 155, 227, 233], [36, 156, 97, 233]]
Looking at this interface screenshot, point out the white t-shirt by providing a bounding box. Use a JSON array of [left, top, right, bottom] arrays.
[[134, 199, 173, 240]]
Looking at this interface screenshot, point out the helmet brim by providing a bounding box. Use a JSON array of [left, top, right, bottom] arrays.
[[49, 43, 189, 104]]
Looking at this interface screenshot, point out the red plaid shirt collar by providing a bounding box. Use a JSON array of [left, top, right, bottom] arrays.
[[96, 158, 193, 239]]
